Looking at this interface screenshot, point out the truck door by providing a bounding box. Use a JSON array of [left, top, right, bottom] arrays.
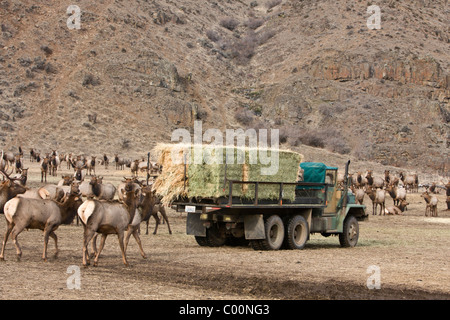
[[324, 169, 338, 214]]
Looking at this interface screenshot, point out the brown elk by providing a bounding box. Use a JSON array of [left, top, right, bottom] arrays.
[[115, 154, 126, 170], [366, 170, 384, 189], [50, 154, 60, 177], [40, 157, 49, 183], [130, 159, 140, 177], [87, 156, 96, 176], [384, 199, 409, 215], [400, 172, 416, 193], [78, 188, 141, 267], [90, 176, 116, 200], [12, 168, 28, 186], [386, 184, 407, 207], [0, 182, 81, 261], [102, 154, 109, 169], [365, 186, 385, 215], [140, 185, 172, 235], [351, 185, 365, 205], [14, 154, 23, 174], [421, 191, 438, 217], [0, 169, 27, 213]]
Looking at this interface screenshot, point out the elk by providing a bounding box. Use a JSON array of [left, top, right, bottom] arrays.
[[102, 154, 109, 169], [77, 188, 141, 267], [40, 157, 49, 183], [386, 184, 407, 207], [90, 176, 116, 200], [3, 151, 15, 166], [58, 175, 74, 187], [87, 156, 96, 176], [117, 177, 141, 201], [130, 159, 140, 177], [115, 154, 126, 170], [365, 186, 385, 215], [14, 154, 23, 174], [42, 184, 65, 202], [366, 170, 384, 189], [0, 150, 9, 173], [12, 168, 28, 186], [29, 148, 36, 162], [0, 182, 81, 261], [421, 191, 438, 217], [50, 154, 60, 176], [140, 185, 172, 235], [0, 169, 27, 213], [384, 199, 409, 215], [399, 172, 415, 193], [384, 170, 391, 186], [351, 185, 365, 205]]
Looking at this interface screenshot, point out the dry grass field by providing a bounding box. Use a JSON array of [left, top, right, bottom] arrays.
[[0, 160, 449, 300]]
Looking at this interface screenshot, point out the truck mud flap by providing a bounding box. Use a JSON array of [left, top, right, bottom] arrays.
[[186, 213, 206, 237], [244, 214, 265, 240]]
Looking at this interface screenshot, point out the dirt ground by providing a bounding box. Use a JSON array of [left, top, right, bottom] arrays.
[[0, 161, 449, 300]]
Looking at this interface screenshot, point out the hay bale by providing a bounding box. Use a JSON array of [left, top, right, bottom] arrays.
[[152, 143, 303, 205]]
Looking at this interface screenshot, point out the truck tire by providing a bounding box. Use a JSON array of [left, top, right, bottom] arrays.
[[195, 224, 226, 247], [208, 223, 227, 247], [258, 215, 285, 250], [195, 236, 209, 247], [285, 215, 309, 250], [339, 215, 359, 248]]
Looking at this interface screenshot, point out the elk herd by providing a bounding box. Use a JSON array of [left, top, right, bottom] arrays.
[[0, 146, 448, 266], [0, 147, 168, 267], [343, 170, 449, 217]]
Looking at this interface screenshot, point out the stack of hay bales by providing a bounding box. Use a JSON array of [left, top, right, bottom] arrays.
[[152, 144, 303, 205]]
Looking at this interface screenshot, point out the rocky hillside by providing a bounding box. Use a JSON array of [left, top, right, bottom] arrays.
[[0, 0, 448, 173]]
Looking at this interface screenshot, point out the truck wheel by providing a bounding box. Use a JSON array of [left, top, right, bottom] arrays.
[[195, 236, 209, 247], [259, 215, 285, 250], [285, 215, 309, 250], [205, 224, 226, 247], [339, 215, 359, 248]]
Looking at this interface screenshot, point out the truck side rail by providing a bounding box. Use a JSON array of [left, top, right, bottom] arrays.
[[173, 180, 329, 209]]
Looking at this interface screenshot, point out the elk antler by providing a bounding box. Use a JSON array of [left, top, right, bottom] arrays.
[[0, 168, 20, 181]]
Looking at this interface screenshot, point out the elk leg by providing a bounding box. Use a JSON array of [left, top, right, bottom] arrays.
[[159, 207, 172, 235], [93, 234, 107, 267], [152, 213, 160, 235], [132, 230, 147, 259], [10, 227, 23, 260], [124, 226, 134, 253], [0, 223, 13, 260], [82, 229, 96, 266], [116, 231, 128, 267], [91, 233, 98, 257], [49, 231, 59, 258]]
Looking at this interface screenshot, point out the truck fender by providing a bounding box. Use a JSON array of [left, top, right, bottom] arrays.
[[244, 214, 265, 240], [186, 213, 206, 237]]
